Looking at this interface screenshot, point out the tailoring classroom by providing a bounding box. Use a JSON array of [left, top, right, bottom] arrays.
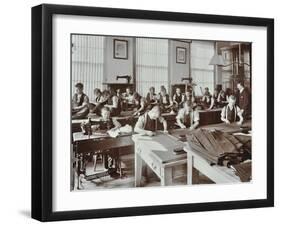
[[71, 35, 252, 190]]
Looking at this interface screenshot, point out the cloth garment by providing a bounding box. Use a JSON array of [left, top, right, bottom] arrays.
[[173, 93, 184, 105], [233, 161, 252, 182], [106, 95, 122, 116], [72, 93, 89, 108], [134, 112, 165, 132], [187, 128, 248, 165], [221, 105, 242, 123], [238, 88, 251, 117]]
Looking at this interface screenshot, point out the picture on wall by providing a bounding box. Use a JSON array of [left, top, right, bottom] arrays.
[[176, 47, 187, 64], [114, 39, 128, 59]]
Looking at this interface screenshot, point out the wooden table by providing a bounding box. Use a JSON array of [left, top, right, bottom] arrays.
[[132, 133, 187, 186], [72, 108, 223, 132], [184, 143, 241, 184], [72, 132, 134, 189], [169, 121, 251, 184]]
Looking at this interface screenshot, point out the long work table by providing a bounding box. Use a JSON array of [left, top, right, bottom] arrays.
[[72, 108, 223, 133], [72, 109, 251, 188], [169, 121, 252, 185]]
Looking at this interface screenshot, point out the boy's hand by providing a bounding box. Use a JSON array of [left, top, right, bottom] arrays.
[[237, 121, 243, 126], [180, 124, 186, 129], [146, 131, 155, 137]]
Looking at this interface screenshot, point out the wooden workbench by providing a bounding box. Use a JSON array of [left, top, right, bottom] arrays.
[[72, 108, 223, 133], [184, 143, 241, 184], [72, 132, 134, 189], [169, 121, 251, 185], [132, 133, 187, 186]]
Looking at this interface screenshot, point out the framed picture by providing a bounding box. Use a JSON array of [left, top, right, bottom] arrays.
[[176, 47, 186, 64], [32, 4, 274, 222], [114, 39, 128, 59]]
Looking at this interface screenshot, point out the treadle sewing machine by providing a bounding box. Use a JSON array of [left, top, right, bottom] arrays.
[[72, 131, 134, 190]]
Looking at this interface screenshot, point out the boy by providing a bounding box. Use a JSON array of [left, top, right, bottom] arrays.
[[134, 105, 168, 136], [201, 87, 212, 109], [221, 95, 243, 125], [132, 92, 147, 116], [176, 101, 200, 130], [146, 86, 158, 106], [92, 107, 121, 170], [173, 87, 185, 109], [121, 87, 134, 111], [158, 86, 174, 113], [72, 83, 89, 119], [103, 90, 122, 117]]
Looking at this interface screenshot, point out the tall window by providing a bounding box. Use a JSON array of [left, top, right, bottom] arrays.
[[136, 38, 169, 97], [190, 41, 215, 95], [71, 35, 104, 102]]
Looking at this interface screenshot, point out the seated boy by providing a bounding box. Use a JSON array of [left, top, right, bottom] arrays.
[[103, 90, 122, 117], [134, 105, 168, 136], [87, 103, 97, 119], [201, 87, 212, 109], [176, 101, 200, 130], [92, 107, 121, 170], [121, 87, 134, 110], [221, 95, 243, 125], [132, 92, 147, 116], [173, 87, 185, 109], [158, 86, 174, 113], [146, 86, 158, 106], [72, 83, 89, 119]]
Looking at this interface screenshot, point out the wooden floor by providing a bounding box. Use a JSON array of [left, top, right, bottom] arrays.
[[73, 153, 214, 191]]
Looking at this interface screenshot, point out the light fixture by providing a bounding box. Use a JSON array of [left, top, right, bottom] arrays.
[[209, 54, 225, 66]]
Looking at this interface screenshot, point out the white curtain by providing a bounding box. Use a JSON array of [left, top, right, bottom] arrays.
[[71, 35, 104, 102], [136, 38, 169, 97], [191, 41, 215, 95]]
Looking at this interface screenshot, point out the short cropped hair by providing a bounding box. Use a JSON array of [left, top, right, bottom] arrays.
[[93, 88, 101, 95], [75, 83, 83, 89]]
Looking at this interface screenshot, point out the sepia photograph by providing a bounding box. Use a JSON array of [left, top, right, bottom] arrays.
[[71, 34, 252, 191]]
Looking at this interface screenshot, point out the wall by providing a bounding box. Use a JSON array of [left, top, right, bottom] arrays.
[[103, 36, 134, 84], [1, 1, 280, 226], [169, 40, 190, 84]]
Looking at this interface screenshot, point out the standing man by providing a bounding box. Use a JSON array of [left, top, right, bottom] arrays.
[[72, 83, 89, 119], [134, 105, 168, 136], [237, 81, 251, 119]]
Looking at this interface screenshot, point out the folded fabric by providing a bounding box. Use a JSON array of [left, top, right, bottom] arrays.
[[187, 128, 248, 165]]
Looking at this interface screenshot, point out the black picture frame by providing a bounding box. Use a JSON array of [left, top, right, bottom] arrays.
[[113, 39, 128, 59], [32, 4, 274, 222], [176, 47, 187, 64]]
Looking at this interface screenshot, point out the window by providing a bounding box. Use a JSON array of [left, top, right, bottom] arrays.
[[71, 35, 104, 102], [190, 41, 215, 95], [136, 38, 169, 97]]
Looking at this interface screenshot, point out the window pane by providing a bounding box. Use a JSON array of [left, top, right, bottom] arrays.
[[136, 38, 169, 96], [71, 35, 104, 102], [191, 41, 215, 95]]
